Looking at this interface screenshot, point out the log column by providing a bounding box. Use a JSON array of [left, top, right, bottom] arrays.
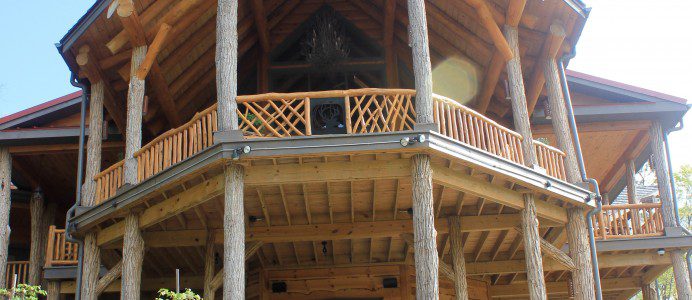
[[121, 213, 144, 299], [448, 216, 469, 300], [123, 46, 147, 185], [504, 25, 537, 166], [81, 81, 105, 300], [542, 36, 596, 300], [46, 280, 60, 300], [204, 230, 216, 300], [641, 283, 658, 300], [28, 189, 44, 285], [504, 24, 546, 300], [521, 193, 547, 300], [650, 121, 692, 299], [410, 154, 439, 299], [218, 0, 246, 299], [406, 0, 434, 124], [0, 147, 11, 288]]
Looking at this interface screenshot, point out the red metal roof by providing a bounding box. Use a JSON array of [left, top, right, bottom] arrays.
[[0, 91, 82, 126], [566, 69, 688, 104]]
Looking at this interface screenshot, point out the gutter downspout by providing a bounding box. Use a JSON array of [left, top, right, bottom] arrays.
[[558, 50, 604, 300], [66, 72, 87, 300]]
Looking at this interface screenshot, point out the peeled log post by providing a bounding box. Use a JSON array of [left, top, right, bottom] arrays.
[[565, 207, 595, 300], [81, 82, 105, 300], [0, 147, 11, 288], [448, 216, 469, 300], [123, 46, 147, 185], [503, 25, 537, 166], [626, 160, 637, 204], [521, 193, 547, 300], [650, 121, 692, 298], [223, 164, 245, 300], [406, 0, 434, 124], [81, 233, 100, 300], [216, 0, 239, 132], [204, 230, 216, 300], [46, 281, 60, 300], [410, 154, 439, 299], [28, 189, 44, 285], [641, 283, 658, 300], [82, 81, 104, 206], [121, 213, 145, 299], [543, 57, 580, 183]]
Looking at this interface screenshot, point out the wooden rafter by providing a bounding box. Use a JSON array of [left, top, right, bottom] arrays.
[[250, 0, 270, 52]]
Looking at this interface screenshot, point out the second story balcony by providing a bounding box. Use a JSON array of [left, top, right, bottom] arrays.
[[92, 88, 569, 204]]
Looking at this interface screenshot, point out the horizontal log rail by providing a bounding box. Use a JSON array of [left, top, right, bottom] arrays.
[[5, 261, 28, 288], [534, 141, 567, 180], [433, 94, 525, 164], [92, 88, 569, 204], [45, 226, 79, 267], [592, 203, 664, 240]]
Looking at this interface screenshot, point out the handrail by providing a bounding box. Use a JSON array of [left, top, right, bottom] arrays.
[[432, 94, 525, 164], [534, 140, 567, 180], [592, 202, 664, 240], [91, 88, 571, 204], [45, 225, 79, 267], [5, 261, 29, 288]]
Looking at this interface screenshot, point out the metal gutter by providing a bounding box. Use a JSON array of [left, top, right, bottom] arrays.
[[57, 0, 112, 55]]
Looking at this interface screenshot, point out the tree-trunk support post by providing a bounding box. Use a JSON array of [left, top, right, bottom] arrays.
[[46, 280, 60, 300], [650, 121, 692, 299], [406, 0, 434, 124], [521, 193, 548, 300], [28, 189, 45, 285], [641, 283, 658, 300], [448, 216, 469, 300], [204, 230, 216, 300], [504, 25, 537, 167], [123, 46, 147, 185], [121, 213, 144, 299], [81, 81, 105, 300], [0, 147, 11, 288], [217, 0, 245, 299], [410, 154, 439, 299]]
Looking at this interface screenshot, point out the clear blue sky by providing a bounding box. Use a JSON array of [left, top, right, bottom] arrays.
[[0, 0, 690, 170]]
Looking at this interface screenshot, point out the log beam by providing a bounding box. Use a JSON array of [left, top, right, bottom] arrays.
[[135, 23, 172, 80], [466, 0, 513, 62], [526, 23, 566, 115], [75, 46, 126, 132], [250, 0, 270, 52], [96, 260, 122, 296]]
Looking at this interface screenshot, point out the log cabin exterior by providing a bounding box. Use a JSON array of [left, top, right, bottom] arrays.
[[0, 0, 690, 299]]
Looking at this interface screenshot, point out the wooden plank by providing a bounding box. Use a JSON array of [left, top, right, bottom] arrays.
[[432, 166, 567, 223], [245, 159, 411, 185]]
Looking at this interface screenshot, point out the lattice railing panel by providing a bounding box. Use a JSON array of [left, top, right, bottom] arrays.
[[346, 93, 416, 134], [238, 98, 309, 137]]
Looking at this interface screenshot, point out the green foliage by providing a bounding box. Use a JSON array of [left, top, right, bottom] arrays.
[[155, 288, 202, 300], [0, 284, 47, 300]]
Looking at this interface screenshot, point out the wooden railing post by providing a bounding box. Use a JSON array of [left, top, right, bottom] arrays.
[[44, 226, 55, 268]]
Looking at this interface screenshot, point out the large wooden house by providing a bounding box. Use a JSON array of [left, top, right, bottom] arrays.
[[0, 0, 690, 299]]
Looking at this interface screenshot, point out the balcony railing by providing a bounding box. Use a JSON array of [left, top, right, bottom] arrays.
[[92, 89, 567, 204], [45, 226, 79, 267], [592, 203, 665, 239], [5, 261, 28, 288]]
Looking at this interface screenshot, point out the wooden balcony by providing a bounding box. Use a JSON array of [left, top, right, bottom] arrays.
[[592, 203, 665, 240], [44, 226, 79, 268], [5, 261, 28, 288], [93, 88, 567, 204]]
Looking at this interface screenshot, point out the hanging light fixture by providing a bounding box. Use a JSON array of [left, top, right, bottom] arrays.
[[301, 8, 350, 72]]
